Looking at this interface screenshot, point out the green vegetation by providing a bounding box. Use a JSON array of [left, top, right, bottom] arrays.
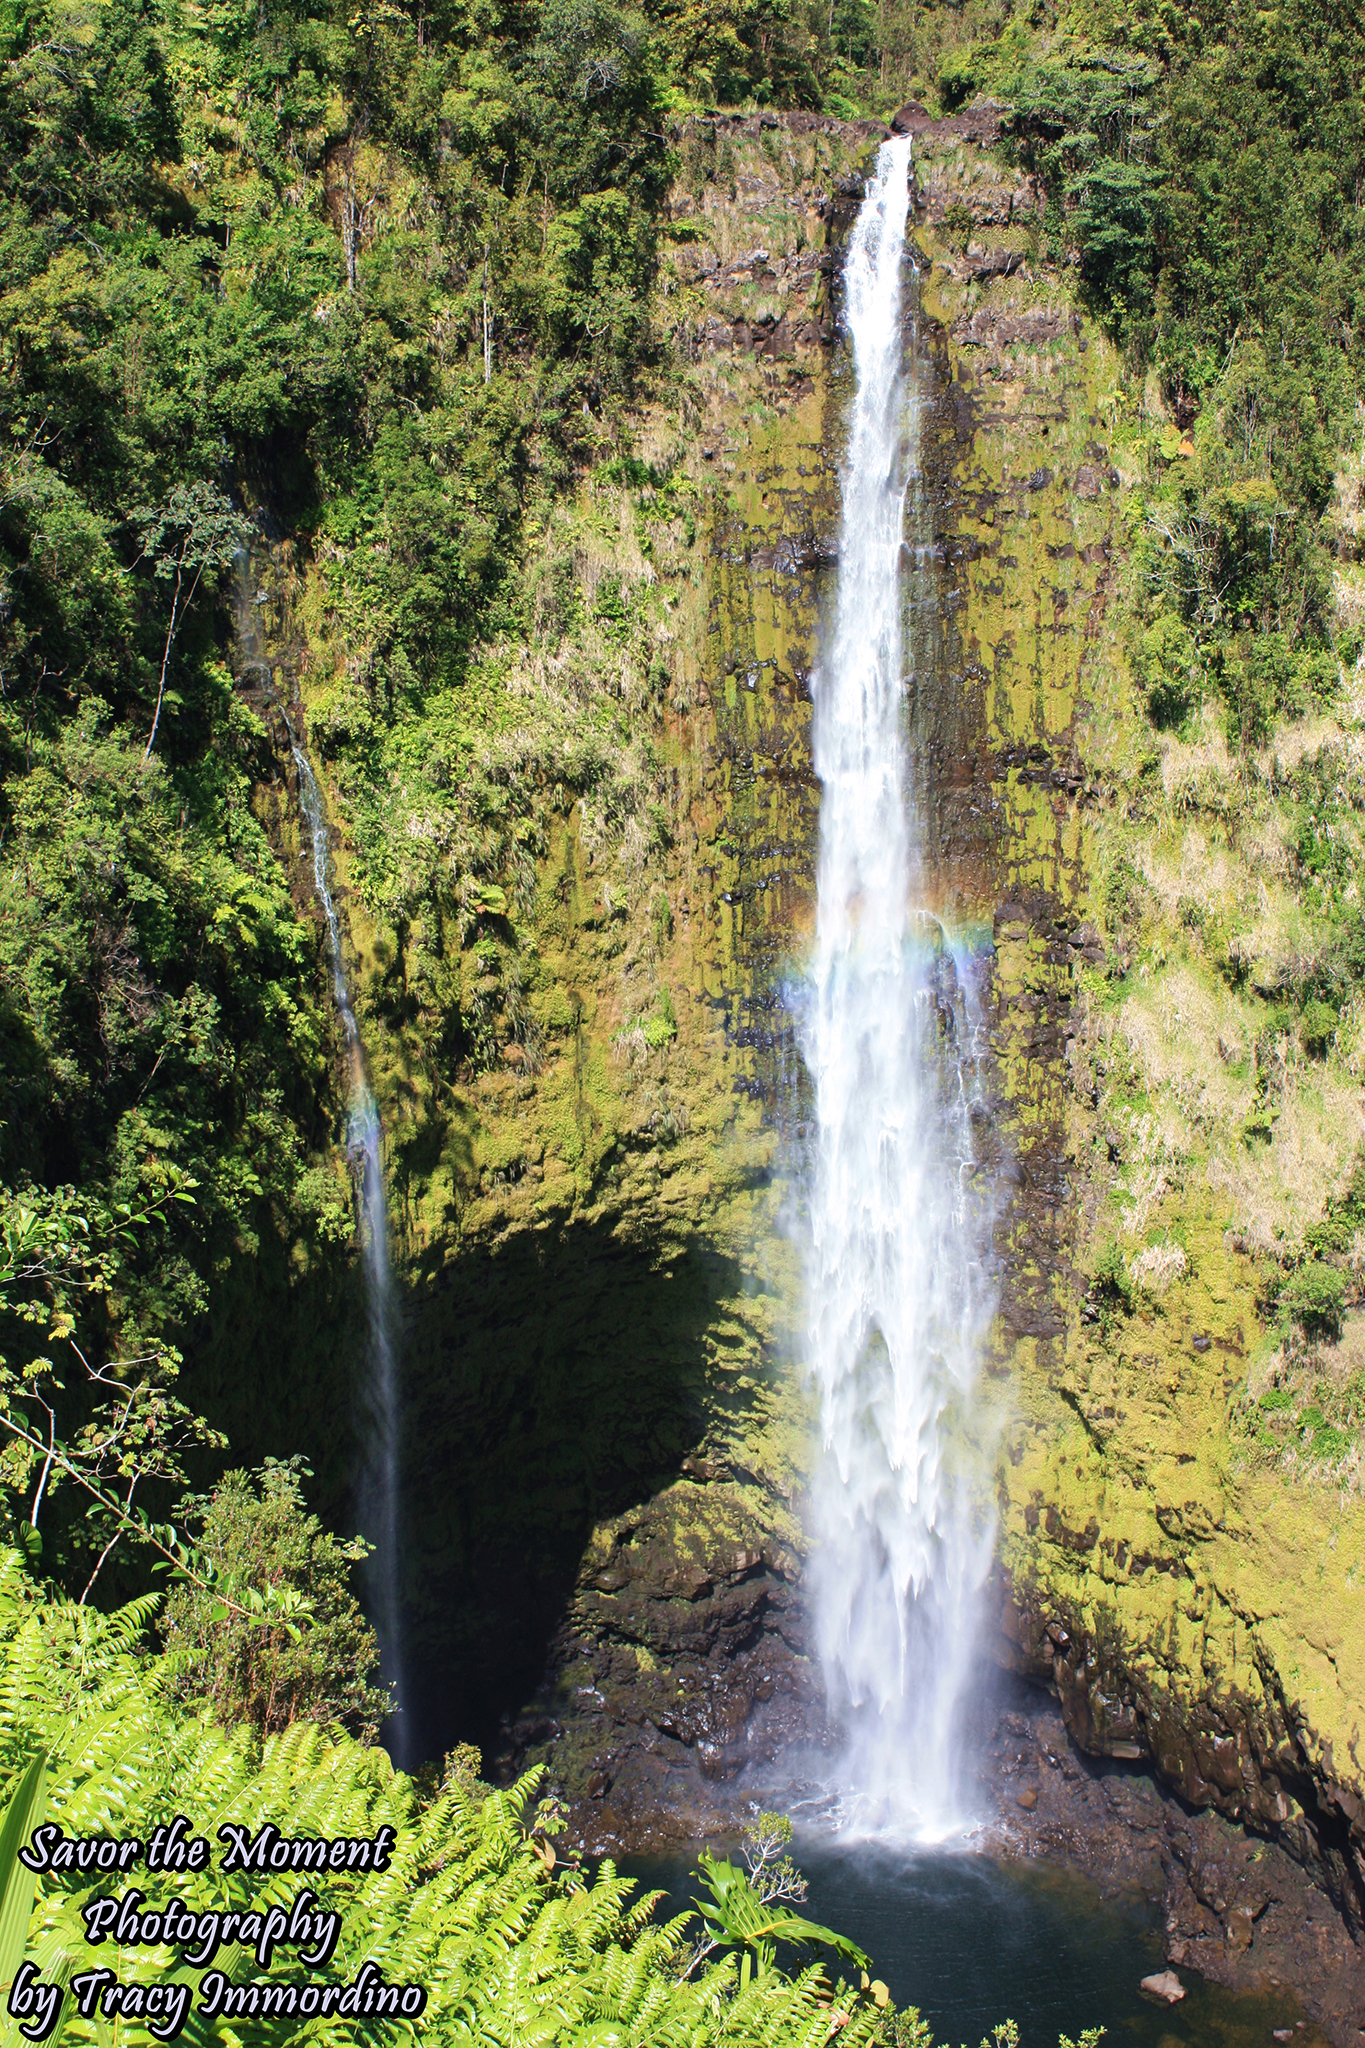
[[1022, 4, 1365, 1505], [928, 1, 1365, 740], [0, 1107, 1083, 2038], [1279, 1260, 1347, 1340], [0, 1180, 231, 1593], [0, 1550, 901, 2045], [0, 1549, 1111, 2044], [688, 1814, 872, 1989], [4, 0, 1365, 2020], [1245, 1355, 1365, 1475], [7, 0, 1362, 1532], [0, 0, 875, 1467], [1089, 1242, 1135, 1322], [160, 1458, 392, 1741]]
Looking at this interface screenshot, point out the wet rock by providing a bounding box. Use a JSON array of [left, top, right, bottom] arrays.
[[1139, 1970, 1186, 2003], [1226, 1904, 1256, 1951], [990, 1687, 1365, 2043]]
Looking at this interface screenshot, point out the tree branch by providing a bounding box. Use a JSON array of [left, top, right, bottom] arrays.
[[0, 1411, 251, 1616], [80, 1472, 137, 1605], [140, 555, 184, 770]]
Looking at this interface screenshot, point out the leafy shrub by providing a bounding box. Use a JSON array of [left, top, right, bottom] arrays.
[[942, 199, 974, 249], [1136, 613, 1202, 729], [643, 986, 678, 1047], [1279, 1261, 1347, 1339], [1092, 1242, 1135, 1318], [1305, 1159, 1365, 1256], [1241, 1107, 1276, 1147], [0, 1552, 896, 2048], [938, 45, 983, 110], [1300, 998, 1339, 1055], [160, 1461, 391, 1741]]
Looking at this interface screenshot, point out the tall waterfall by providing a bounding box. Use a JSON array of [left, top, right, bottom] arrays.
[[801, 135, 994, 1839], [291, 740, 406, 1762]]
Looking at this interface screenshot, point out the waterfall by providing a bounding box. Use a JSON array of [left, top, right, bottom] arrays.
[[290, 739, 407, 1763], [801, 135, 995, 1840]]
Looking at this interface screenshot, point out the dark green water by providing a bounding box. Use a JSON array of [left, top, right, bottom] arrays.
[[626, 1840, 1311, 2048]]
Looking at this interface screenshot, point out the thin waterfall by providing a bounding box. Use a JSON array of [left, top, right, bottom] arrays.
[[230, 549, 407, 1754], [801, 135, 995, 1840], [290, 737, 406, 1764]]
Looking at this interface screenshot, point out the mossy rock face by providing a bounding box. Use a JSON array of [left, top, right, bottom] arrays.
[[903, 130, 1365, 1904], [386, 115, 1118, 1826], [305, 116, 875, 1775], [249, 111, 1365, 1890]]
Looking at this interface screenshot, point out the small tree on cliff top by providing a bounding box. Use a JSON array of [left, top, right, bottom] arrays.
[[133, 483, 251, 769]]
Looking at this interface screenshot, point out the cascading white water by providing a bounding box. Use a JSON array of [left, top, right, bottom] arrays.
[[291, 740, 406, 1763], [802, 135, 995, 1840]]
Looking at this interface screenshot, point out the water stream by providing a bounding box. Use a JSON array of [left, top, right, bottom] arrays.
[[801, 135, 995, 1839], [230, 553, 407, 1751], [288, 742, 406, 1758]]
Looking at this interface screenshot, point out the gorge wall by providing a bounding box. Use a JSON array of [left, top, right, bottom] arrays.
[[273, 108, 1365, 1927]]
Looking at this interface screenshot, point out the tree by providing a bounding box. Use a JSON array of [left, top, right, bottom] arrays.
[[159, 1459, 391, 1742], [131, 483, 251, 769], [0, 1179, 231, 1600], [4, 1339, 227, 1602]]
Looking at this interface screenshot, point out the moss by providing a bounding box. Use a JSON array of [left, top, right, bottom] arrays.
[[276, 120, 862, 1763], [263, 114, 1365, 1839], [912, 122, 1365, 1842]]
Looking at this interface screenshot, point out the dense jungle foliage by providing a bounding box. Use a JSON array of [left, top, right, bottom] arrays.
[[0, 1551, 899, 2046], [938, 0, 1365, 741]]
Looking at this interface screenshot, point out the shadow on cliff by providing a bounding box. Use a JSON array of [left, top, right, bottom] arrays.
[[395, 1216, 729, 1765]]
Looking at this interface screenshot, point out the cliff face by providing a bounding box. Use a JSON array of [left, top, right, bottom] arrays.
[[290, 108, 1365, 1922], [915, 115, 1365, 1937], [329, 113, 869, 1780]]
